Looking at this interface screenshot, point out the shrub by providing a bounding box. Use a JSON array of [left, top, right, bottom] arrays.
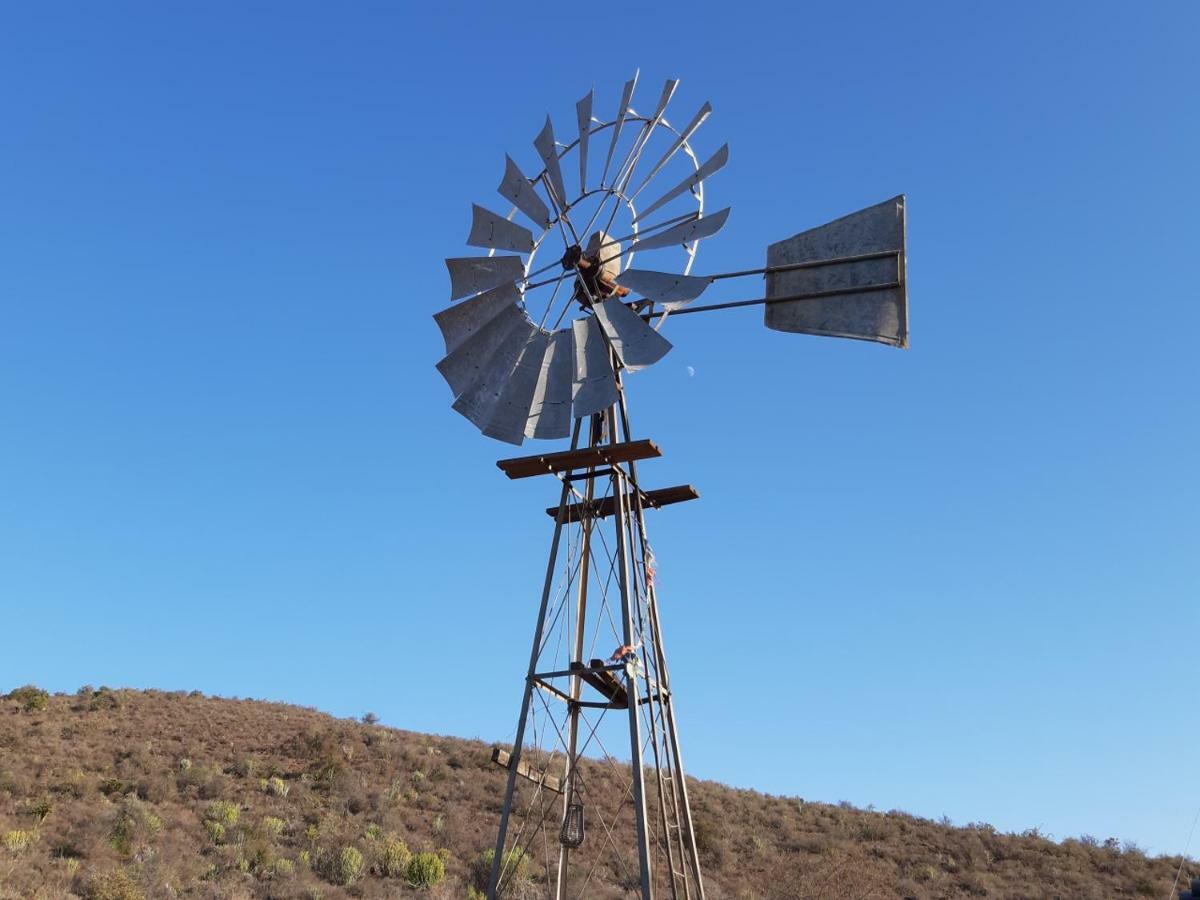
[[318, 845, 365, 886], [87, 688, 122, 711], [30, 796, 53, 823], [100, 778, 125, 798], [205, 800, 240, 827], [3, 829, 33, 853], [87, 869, 145, 900], [265, 775, 289, 798], [364, 823, 383, 841], [471, 847, 529, 896], [109, 809, 136, 855], [377, 836, 411, 877], [362, 712, 379, 725], [261, 815, 286, 838], [407, 850, 446, 888], [8, 684, 49, 711], [689, 815, 724, 865], [205, 820, 226, 844], [272, 857, 296, 878]]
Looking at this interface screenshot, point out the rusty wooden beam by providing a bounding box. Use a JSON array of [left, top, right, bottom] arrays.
[[545, 484, 699, 519], [497, 439, 662, 480], [490, 747, 563, 794]]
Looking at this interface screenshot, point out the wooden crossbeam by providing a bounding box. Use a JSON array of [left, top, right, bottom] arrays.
[[546, 484, 699, 519], [497, 439, 662, 480], [490, 747, 562, 794]]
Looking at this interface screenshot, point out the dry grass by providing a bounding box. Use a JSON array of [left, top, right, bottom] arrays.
[[0, 686, 1190, 899]]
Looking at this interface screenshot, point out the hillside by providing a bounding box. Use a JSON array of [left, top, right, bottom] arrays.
[[0, 686, 1191, 899]]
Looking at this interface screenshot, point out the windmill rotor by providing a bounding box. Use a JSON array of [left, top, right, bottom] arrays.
[[435, 73, 728, 445]]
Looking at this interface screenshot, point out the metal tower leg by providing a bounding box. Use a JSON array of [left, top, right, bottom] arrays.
[[556, 414, 599, 900], [610, 405, 655, 900], [488, 421, 582, 900], [616, 393, 707, 900]]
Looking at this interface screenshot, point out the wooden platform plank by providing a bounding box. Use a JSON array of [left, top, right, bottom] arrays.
[[497, 439, 662, 480], [570, 660, 628, 707], [490, 747, 563, 793], [545, 484, 700, 519]]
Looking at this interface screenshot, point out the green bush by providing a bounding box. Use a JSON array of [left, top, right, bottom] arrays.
[[318, 845, 364, 886], [265, 775, 289, 797], [205, 800, 239, 826], [261, 816, 286, 838], [377, 836, 411, 877], [471, 847, 530, 896], [205, 820, 226, 845], [3, 829, 33, 853], [272, 857, 296, 878], [406, 850, 446, 888], [87, 869, 145, 900], [86, 688, 122, 711], [7, 684, 49, 711], [109, 809, 136, 855]]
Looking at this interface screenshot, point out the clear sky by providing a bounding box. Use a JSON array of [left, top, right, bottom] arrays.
[[2, 0, 1197, 858]]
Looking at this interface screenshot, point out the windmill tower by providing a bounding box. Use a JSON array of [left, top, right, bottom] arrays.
[[434, 73, 909, 900]]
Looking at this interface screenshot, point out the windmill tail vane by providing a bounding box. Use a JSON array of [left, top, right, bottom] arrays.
[[434, 74, 910, 900]]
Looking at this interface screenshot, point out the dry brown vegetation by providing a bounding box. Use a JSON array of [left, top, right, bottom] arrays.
[[0, 685, 1191, 899]]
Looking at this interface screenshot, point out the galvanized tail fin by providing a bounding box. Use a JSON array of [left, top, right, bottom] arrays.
[[765, 195, 907, 348]]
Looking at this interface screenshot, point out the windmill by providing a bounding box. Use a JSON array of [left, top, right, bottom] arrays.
[[435, 73, 908, 900]]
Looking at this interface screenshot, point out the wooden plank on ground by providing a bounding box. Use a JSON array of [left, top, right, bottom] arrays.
[[490, 747, 563, 793], [497, 439, 662, 480], [545, 484, 700, 519]]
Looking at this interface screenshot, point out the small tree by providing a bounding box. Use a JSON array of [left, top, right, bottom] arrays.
[[7, 685, 49, 711]]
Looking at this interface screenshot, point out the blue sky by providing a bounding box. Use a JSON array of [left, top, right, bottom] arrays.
[[2, 1, 1197, 857]]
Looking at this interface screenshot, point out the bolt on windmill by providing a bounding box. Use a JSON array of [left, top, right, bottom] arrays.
[[435, 72, 908, 900]]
